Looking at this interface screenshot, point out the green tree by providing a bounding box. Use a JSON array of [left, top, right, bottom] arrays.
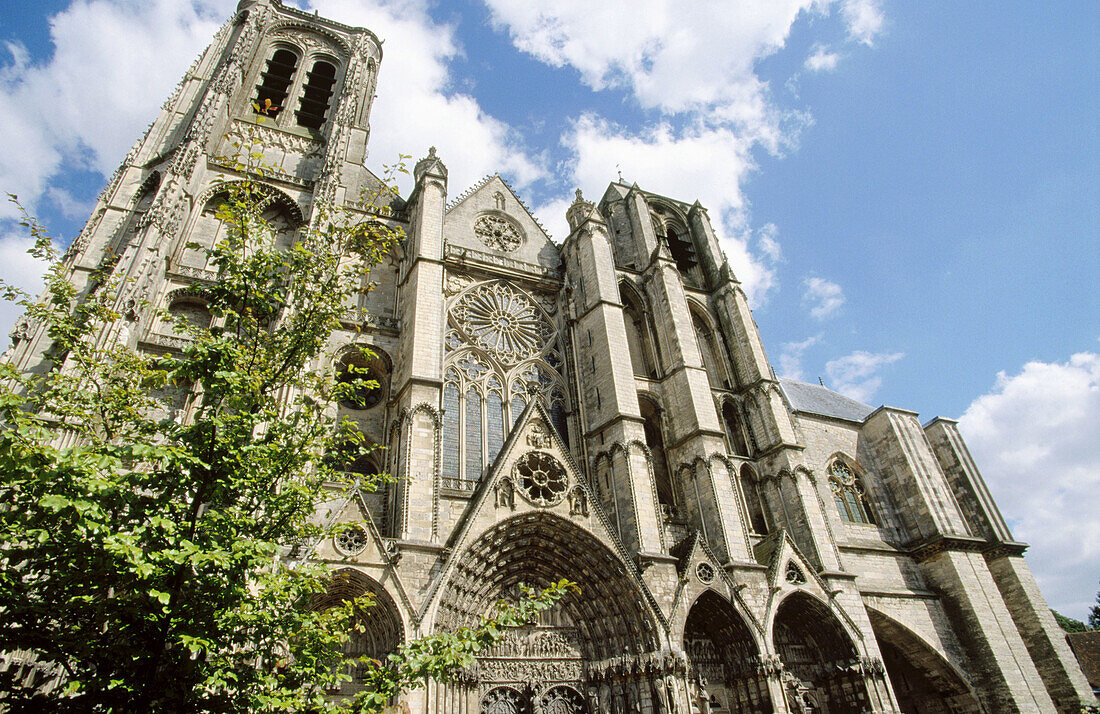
[[1052, 609, 1088, 634], [0, 141, 571, 713], [1090, 582, 1100, 631]]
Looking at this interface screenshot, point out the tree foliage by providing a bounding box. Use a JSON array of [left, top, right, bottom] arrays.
[[1052, 609, 1089, 634], [0, 140, 572, 712], [1090, 583, 1100, 631]]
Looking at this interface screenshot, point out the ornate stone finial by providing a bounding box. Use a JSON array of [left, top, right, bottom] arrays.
[[414, 145, 447, 183], [566, 187, 597, 232]]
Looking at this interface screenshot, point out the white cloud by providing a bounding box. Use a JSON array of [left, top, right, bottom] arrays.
[[824, 349, 903, 402], [488, 0, 883, 305], [757, 222, 782, 262], [778, 334, 820, 381], [842, 0, 885, 46], [0, 230, 52, 346], [802, 276, 845, 319], [0, 0, 226, 220], [805, 44, 840, 72], [958, 351, 1100, 620], [540, 115, 779, 302]]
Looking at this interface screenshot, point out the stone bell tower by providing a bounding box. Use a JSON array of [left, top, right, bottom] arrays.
[[6, 0, 385, 377]]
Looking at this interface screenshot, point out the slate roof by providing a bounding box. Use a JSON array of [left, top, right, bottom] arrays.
[[1067, 631, 1100, 691], [779, 378, 875, 424]]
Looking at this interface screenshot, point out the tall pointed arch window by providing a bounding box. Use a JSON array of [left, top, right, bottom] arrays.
[[722, 401, 750, 457], [739, 465, 769, 535], [640, 396, 676, 511], [296, 60, 337, 129], [692, 309, 728, 389], [620, 284, 659, 379], [829, 460, 876, 524], [254, 48, 298, 118]]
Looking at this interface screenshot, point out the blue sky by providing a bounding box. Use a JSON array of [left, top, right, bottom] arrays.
[[1, 0, 1097, 619]]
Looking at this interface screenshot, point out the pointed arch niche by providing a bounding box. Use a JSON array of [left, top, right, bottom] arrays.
[[683, 590, 771, 712], [690, 305, 730, 390], [638, 395, 676, 512]]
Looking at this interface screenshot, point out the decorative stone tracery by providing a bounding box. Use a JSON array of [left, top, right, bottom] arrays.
[[475, 213, 523, 252], [453, 281, 553, 365], [514, 451, 568, 507]]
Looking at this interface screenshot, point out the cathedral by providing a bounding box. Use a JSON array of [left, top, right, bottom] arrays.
[[5, 1, 1093, 712]]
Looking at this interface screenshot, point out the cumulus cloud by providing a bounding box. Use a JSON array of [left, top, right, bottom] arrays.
[[802, 276, 845, 319], [487, 0, 883, 305], [959, 351, 1100, 619], [842, 0, 885, 46], [778, 334, 820, 381], [805, 44, 841, 72], [0, 230, 52, 345], [0, 0, 226, 220], [824, 350, 903, 402]]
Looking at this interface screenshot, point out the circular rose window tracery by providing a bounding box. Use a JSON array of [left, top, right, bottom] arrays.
[[514, 451, 568, 506], [452, 283, 552, 365], [335, 525, 368, 556], [474, 214, 522, 252]]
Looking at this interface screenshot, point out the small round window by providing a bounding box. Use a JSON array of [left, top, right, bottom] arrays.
[[335, 525, 368, 556]]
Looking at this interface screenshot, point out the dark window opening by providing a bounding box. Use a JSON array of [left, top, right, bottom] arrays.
[[337, 351, 386, 411], [666, 227, 697, 274], [296, 60, 337, 129], [254, 49, 298, 118], [722, 402, 750, 457], [640, 397, 675, 509]]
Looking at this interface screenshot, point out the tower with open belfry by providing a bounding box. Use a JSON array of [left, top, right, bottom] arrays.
[[4, 1, 1092, 712]]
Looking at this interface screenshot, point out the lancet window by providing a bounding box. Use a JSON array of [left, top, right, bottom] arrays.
[[739, 464, 769, 535], [254, 48, 298, 118], [443, 280, 566, 490], [620, 284, 660, 379], [692, 308, 729, 389], [829, 460, 876, 525]]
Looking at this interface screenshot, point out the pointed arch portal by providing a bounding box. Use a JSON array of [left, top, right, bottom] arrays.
[[773, 593, 870, 713], [313, 569, 404, 699], [684, 590, 772, 713], [437, 513, 659, 707]]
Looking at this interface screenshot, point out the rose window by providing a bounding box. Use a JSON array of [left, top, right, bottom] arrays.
[[335, 525, 368, 556], [514, 451, 568, 506], [474, 214, 522, 252], [696, 562, 715, 585], [453, 283, 551, 364]]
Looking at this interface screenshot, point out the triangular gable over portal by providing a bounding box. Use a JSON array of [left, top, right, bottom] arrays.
[[417, 400, 667, 631]]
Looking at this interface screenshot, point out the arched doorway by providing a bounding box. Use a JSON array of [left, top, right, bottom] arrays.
[[684, 590, 772, 713], [436, 513, 660, 713], [867, 609, 982, 714], [314, 569, 404, 699], [773, 593, 870, 713]]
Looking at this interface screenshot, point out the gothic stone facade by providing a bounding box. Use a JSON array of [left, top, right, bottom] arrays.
[[6, 1, 1093, 712]]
